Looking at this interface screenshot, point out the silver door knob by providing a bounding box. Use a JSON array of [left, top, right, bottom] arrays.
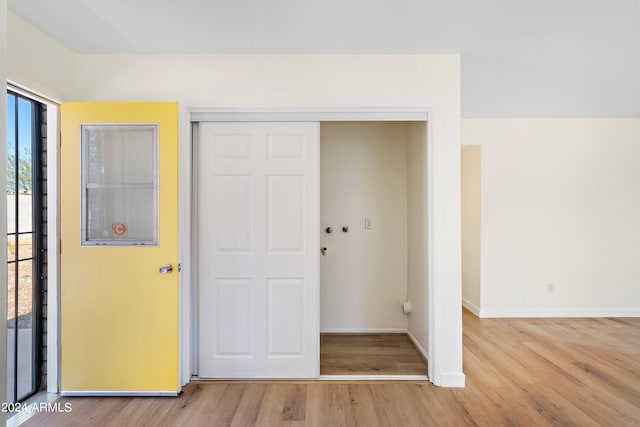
[[159, 264, 173, 274]]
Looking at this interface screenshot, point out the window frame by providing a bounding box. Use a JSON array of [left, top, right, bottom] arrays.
[[80, 123, 159, 246], [6, 90, 44, 403]]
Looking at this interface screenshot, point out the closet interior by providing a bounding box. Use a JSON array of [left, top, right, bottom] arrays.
[[319, 121, 429, 377]]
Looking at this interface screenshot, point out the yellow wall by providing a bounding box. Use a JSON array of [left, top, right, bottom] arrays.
[[61, 102, 179, 392]]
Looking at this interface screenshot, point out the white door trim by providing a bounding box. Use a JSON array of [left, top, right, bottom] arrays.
[[318, 375, 430, 381], [191, 108, 431, 123], [178, 107, 436, 385], [178, 105, 193, 387], [46, 104, 60, 393]]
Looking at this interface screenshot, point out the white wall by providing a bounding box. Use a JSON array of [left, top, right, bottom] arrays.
[[461, 146, 481, 314], [407, 121, 429, 356], [73, 55, 464, 385], [464, 118, 640, 317], [320, 122, 408, 332], [1, 0, 9, 415], [8, 16, 463, 385], [7, 12, 75, 100], [72, 55, 460, 108]]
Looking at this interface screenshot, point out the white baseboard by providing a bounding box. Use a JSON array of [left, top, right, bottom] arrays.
[[461, 298, 481, 316], [436, 372, 466, 388], [319, 375, 429, 381], [320, 328, 408, 333], [478, 308, 640, 318], [61, 391, 179, 397], [407, 330, 429, 362]]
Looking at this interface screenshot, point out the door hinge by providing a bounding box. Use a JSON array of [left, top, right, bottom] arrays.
[[178, 263, 182, 272]]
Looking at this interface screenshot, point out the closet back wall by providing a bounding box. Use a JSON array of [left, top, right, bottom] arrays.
[[320, 122, 409, 332]]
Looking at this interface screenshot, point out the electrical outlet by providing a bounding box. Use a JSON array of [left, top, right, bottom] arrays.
[[364, 217, 373, 230], [547, 283, 554, 293]]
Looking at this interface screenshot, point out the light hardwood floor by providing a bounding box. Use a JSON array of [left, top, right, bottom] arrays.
[[320, 333, 427, 375], [25, 310, 640, 426]]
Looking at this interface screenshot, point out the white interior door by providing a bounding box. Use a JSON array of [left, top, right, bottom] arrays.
[[197, 122, 319, 378]]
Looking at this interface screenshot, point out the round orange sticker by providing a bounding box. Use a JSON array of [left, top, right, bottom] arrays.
[[112, 222, 128, 237]]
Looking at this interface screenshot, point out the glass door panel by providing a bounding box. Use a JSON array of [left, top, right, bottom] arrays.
[[6, 91, 42, 402]]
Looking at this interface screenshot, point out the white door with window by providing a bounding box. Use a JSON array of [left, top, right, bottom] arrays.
[[196, 122, 319, 378]]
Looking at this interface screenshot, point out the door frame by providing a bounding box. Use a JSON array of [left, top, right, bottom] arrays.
[[178, 107, 436, 386], [6, 82, 61, 394]]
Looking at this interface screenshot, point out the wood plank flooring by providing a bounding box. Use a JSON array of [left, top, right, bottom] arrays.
[[24, 310, 640, 426], [320, 333, 427, 375]]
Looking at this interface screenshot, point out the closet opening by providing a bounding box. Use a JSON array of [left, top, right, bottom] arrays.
[[190, 115, 430, 381], [319, 121, 429, 379]]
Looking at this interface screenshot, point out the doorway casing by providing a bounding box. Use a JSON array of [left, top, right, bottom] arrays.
[[178, 107, 437, 386]]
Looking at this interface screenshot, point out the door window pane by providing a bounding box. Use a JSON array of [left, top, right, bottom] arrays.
[[7, 263, 16, 328], [81, 125, 158, 245], [86, 127, 155, 185], [17, 99, 33, 194], [7, 236, 15, 263], [86, 188, 155, 241], [16, 259, 33, 400], [18, 234, 33, 260], [7, 259, 34, 401], [6, 262, 16, 401]]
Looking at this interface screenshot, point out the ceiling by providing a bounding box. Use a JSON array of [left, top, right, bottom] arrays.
[[8, 0, 640, 117]]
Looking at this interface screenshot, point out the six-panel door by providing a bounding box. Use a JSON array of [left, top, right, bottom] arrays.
[[197, 122, 320, 378]]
